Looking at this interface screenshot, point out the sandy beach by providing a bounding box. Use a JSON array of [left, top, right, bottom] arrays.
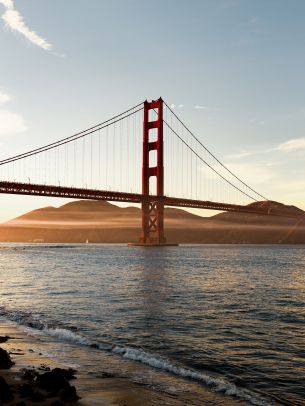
[[0, 321, 250, 406]]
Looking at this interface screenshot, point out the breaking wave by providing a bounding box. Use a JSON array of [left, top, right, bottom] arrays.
[[42, 327, 91, 346], [112, 346, 276, 406], [0, 307, 278, 406]]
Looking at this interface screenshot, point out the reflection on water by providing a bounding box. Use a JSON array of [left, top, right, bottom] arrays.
[[0, 244, 304, 405]]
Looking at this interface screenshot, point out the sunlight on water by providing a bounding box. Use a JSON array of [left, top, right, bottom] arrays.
[[0, 244, 304, 405]]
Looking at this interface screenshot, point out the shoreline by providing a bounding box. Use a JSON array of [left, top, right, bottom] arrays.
[[0, 320, 252, 406], [1, 241, 305, 246]]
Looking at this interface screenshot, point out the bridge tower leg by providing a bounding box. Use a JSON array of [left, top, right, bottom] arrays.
[[139, 98, 167, 245]]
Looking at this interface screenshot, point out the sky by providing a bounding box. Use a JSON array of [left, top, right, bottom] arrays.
[[0, 0, 304, 222]]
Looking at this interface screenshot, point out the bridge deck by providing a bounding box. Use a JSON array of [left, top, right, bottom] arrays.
[[0, 181, 302, 219]]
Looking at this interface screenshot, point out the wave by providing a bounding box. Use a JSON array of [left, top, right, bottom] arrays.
[[42, 327, 91, 346], [112, 346, 275, 406], [0, 307, 46, 330], [0, 308, 277, 406]]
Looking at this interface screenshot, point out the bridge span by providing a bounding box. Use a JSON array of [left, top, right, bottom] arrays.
[[0, 181, 302, 221], [0, 97, 303, 245]]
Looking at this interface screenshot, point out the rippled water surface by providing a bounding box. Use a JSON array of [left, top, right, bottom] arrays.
[[0, 244, 304, 405]]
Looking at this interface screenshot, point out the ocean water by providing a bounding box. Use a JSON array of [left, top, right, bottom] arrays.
[[0, 243, 304, 405]]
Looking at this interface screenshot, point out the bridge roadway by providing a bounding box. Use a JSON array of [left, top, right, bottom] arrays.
[[0, 181, 303, 219]]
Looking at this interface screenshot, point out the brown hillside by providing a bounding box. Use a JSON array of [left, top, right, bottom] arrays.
[[0, 200, 304, 244]]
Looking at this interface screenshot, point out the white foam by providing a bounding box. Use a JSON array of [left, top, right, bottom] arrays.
[[0, 312, 275, 406], [112, 346, 273, 406], [43, 327, 91, 346]]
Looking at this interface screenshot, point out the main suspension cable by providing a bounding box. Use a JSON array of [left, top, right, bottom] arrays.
[[0, 105, 143, 166], [164, 119, 258, 202], [164, 101, 267, 201], [0, 102, 144, 166]]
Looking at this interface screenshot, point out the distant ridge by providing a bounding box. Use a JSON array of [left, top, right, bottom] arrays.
[[214, 200, 304, 225], [0, 200, 304, 244]]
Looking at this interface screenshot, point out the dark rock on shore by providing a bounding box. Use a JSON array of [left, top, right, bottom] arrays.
[[0, 335, 80, 404], [53, 367, 77, 380], [38, 370, 71, 393], [0, 346, 14, 369], [60, 385, 80, 402], [21, 367, 38, 381], [20, 366, 80, 403], [98, 371, 115, 378], [0, 376, 13, 402], [18, 382, 46, 402]]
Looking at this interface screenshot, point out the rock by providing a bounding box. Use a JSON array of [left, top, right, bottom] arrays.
[[0, 347, 14, 369], [0, 376, 13, 402], [60, 385, 80, 402], [37, 370, 70, 394], [29, 390, 46, 402], [19, 383, 47, 402], [0, 335, 10, 343], [19, 383, 34, 398], [19, 367, 80, 403], [50, 401, 65, 406], [98, 371, 115, 378], [52, 367, 77, 380], [21, 367, 39, 381], [38, 364, 51, 372]]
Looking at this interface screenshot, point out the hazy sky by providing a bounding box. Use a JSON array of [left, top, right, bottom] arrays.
[[0, 0, 304, 221]]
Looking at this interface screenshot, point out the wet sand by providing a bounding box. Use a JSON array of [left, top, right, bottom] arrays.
[[0, 322, 250, 405]]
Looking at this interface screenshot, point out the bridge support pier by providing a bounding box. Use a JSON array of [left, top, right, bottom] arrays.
[[140, 199, 166, 245]]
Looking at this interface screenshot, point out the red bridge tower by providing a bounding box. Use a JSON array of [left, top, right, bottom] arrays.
[[139, 98, 167, 245]]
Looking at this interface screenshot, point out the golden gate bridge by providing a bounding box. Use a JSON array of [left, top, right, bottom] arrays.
[[0, 98, 303, 245]]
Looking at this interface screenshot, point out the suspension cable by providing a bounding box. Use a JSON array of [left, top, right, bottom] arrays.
[[0, 102, 144, 166], [164, 119, 259, 202], [164, 101, 267, 201]]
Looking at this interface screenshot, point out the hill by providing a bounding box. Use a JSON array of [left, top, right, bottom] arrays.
[[0, 200, 304, 244]]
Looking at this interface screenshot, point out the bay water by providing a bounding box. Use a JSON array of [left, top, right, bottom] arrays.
[[0, 244, 304, 405]]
